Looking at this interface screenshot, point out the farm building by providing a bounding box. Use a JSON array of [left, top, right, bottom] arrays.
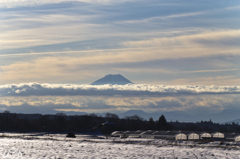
[[188, 133, 199, 140], [152, 131, 177, 140], [126, 131, 143, 138], [120, 131, 130, 138], [140, 130, 156, 138], [111, 131, 123, 137], [200, 132, 212, 139], [212, 132, 225, 141], [175, 133, 187, 140], [212, 132, 224, 138], [235, 135, 240, 142], [110, 130, 240, 142]]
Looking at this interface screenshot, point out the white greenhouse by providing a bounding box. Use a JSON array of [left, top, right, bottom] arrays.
[[212, 132, 224, 138], [111, 131, 121, 136], [235, 135, 240, 142], [188, 133, 199, 140], [175, 133, 187, 140], [200, 132, 212, 139]]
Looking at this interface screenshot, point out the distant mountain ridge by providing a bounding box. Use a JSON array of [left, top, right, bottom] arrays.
[[117, 109, 240, 123], [9, 109, 240, 123], [225, 118, 240, 124], [91, 74, 133, 85], [118, 110, 191, 121]]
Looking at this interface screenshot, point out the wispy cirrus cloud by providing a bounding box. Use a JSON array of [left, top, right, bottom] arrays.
[[118, 11, 208, 24], [116, 5, 240, 24], [1, 29, 240, 84], [122, 29, 240, 49], [182, 69, 238, 73], [0, 0, 136, 8]]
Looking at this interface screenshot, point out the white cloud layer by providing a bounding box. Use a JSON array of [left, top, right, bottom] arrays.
[[0, 83, 240, 97]]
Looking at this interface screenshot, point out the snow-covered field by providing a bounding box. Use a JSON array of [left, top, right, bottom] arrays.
[[0, 133, 240, 158]]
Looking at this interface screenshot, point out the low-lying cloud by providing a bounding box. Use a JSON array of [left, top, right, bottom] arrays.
[[1, 83, 240, 97]]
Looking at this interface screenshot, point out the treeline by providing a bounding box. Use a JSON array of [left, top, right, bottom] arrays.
[[0, 111, 240, 134]]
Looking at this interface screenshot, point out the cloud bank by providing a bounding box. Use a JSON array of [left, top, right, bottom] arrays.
[[1, 83, 240, 97]]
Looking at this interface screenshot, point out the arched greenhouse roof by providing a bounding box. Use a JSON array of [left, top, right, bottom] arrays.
[[201, 132, 212, 138], [175, 133, 187, 140], [235, 135, 240, 142], [212, 132, 224, 138], [188, 133, 199, 140]]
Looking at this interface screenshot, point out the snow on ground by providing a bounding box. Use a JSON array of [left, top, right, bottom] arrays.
[[0, 133, 239, 158]]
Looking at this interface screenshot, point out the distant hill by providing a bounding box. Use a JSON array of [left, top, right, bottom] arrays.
[[225, 118, 240, 124], [223, 109, 240, 123], [91, 74, 133, 85], [118, 110, 189, 121], [117, 109, 240, 123], [119, 110, 148, 118]]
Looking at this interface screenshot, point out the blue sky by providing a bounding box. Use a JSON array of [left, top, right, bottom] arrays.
[[0, 0, 240, 116]]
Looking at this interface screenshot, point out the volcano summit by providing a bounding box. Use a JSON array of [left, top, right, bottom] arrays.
[[91, 74, 133, 85]]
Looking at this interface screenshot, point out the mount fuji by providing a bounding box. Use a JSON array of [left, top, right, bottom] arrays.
[[91, 74, 133, 85]]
